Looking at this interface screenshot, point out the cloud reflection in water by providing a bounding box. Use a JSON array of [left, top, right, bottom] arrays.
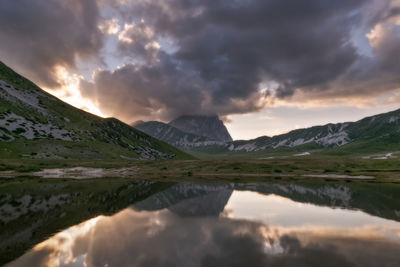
[[7, 187, 400, 267]]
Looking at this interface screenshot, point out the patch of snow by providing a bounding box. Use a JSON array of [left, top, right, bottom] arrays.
[[315, 130, 349, 146], [233, 143, 257, 152], [294, 152, 310, 156], [304, 137, 315, 143], [290, 138, 305, 147], [363, 152, 397, 160], [273, 139, 288, 148], [269, 124, 350, 148], [272, 137, 316, 149]]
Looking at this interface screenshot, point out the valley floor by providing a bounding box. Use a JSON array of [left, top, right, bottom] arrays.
[[1, 156, 400, 183]]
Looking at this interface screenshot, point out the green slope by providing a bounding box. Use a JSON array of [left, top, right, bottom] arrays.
[[187, 108, 400, 158], [0, 61, 193, 160]]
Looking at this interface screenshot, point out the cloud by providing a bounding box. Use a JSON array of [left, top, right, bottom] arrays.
[[76, 0, 400, 122], [117, 22, 161, 63], [99, 18, 121, 35], [1, 0, 399, 121], [0, 0, 104, 88]]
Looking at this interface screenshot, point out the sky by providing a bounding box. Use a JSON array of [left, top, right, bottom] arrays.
[[0, 0, 399, 140]]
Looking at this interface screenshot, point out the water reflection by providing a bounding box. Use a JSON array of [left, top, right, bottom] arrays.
[[6, 183, 400, 267]]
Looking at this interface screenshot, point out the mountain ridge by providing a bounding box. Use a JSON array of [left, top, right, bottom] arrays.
[[0, 61, 192, 160], [226, 108, 400, 151], [134, 108, 400, 156], [2, 58, 398, 159]]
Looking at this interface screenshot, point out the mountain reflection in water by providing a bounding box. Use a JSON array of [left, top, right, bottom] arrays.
[[6, 183, 400, 267]]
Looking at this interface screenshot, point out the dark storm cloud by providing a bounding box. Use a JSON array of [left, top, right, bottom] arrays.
[[170, 0, 361, 98], [80, 53, 210, 121], [0, 0, 103, 88], [81, 0, 400, 121], [303, 4, 400, 102], [1, 0, 398, 120]]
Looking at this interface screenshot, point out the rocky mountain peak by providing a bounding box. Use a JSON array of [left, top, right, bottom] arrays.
[[131, 120, 145, 127], [169, 114, 233, 142]]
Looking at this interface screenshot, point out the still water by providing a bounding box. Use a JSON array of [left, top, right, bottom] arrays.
[[3, 182, 400, 266]]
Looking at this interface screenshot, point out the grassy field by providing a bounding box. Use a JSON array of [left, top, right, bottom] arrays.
[[1, 155, 400, 183]]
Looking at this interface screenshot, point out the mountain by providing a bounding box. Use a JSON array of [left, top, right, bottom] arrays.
[[134, 183, 233, 216], [169, 115, 233, 142], [136, 182, 400, 222], [133, 114, 232, 148], [136, 108, 400, 157], [134, 121, 224, 148], [0, 61, 192, 160], [221, 108, 400, 154]]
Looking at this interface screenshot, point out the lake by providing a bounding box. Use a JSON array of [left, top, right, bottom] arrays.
[[2, 181, 400, 266]]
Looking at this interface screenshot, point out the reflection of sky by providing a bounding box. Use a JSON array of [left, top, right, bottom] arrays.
[[7, 190, 400, 267], [226, 191, 400, 229]]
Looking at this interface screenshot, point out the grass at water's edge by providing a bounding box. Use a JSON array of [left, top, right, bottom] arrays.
[[1, 156, 400, 183]]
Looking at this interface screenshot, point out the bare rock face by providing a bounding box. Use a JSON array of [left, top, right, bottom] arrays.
[[133, 183, 234, 217], [169, 115, 233, 142], [134, 121, 221, 148]]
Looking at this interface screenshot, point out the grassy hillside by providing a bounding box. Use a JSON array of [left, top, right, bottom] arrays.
[[0, 61, 193, 160], [184, 109, 400, 158]]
